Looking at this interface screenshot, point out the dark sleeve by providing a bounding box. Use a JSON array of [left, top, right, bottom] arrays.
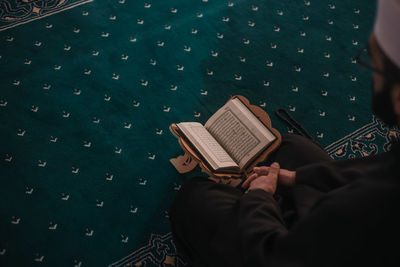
[[237, 182, 385, 267], [237, 189, 288, 266], [295, 161, 363, 192]]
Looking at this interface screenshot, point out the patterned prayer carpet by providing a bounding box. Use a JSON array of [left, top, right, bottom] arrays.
[[0, 0, 399, 266]]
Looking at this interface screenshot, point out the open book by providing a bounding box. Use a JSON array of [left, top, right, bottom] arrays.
[[176, 97, 277, 173]]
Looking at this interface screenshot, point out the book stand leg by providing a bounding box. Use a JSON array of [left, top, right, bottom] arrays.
[[170, 153, 198, 174]]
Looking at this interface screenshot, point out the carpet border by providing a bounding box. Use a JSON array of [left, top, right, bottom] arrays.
[[0, 0, 93, 32]]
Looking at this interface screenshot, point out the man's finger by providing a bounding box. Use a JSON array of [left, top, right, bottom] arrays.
[[242, 173, 258, 188], [254, 165, 294, 182], [268, 162, 280, 177], [254, 166, 270, 175]]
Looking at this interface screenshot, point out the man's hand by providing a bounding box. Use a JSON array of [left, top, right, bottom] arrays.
[[242, 163, 296, 194], [242, 162, 280, 194]]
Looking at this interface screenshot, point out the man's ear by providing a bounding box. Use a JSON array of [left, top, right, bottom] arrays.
[[392, 84, 400, 117]]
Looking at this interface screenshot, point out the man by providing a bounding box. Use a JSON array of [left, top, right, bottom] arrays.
[[170, 0, 400, 266]]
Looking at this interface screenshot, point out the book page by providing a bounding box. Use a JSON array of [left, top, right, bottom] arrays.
[[177, 122, 239, 171], [205, 98, 276, 169]]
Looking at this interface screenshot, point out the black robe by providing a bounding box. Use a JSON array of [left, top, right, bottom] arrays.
[[170, 134, 400, 267]]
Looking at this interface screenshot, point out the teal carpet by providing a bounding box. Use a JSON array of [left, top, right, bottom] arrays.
[[1, 0, 399, 266]]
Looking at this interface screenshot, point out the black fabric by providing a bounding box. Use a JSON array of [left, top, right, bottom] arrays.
[[170, 134, 400, 267]]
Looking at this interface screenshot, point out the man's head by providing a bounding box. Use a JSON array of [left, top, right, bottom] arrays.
[[368, 0, 400, 126]]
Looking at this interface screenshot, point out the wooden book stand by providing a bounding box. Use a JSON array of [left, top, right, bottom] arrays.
[[170, 95, 282, 186]]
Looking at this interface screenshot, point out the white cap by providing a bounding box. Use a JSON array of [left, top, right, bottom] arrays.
[[373, 0, 400, 68]]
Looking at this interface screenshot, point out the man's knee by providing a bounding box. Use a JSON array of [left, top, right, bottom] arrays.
[[282, 133, 317, 146], [281, 133, 327, 153], [170, 177, 213, 219], [172, 177, 212, 204], [179, 177, 212, 195], [261, 134, 331, 170], [169, 177, 217, 260], [170, 176, 241, 229]]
